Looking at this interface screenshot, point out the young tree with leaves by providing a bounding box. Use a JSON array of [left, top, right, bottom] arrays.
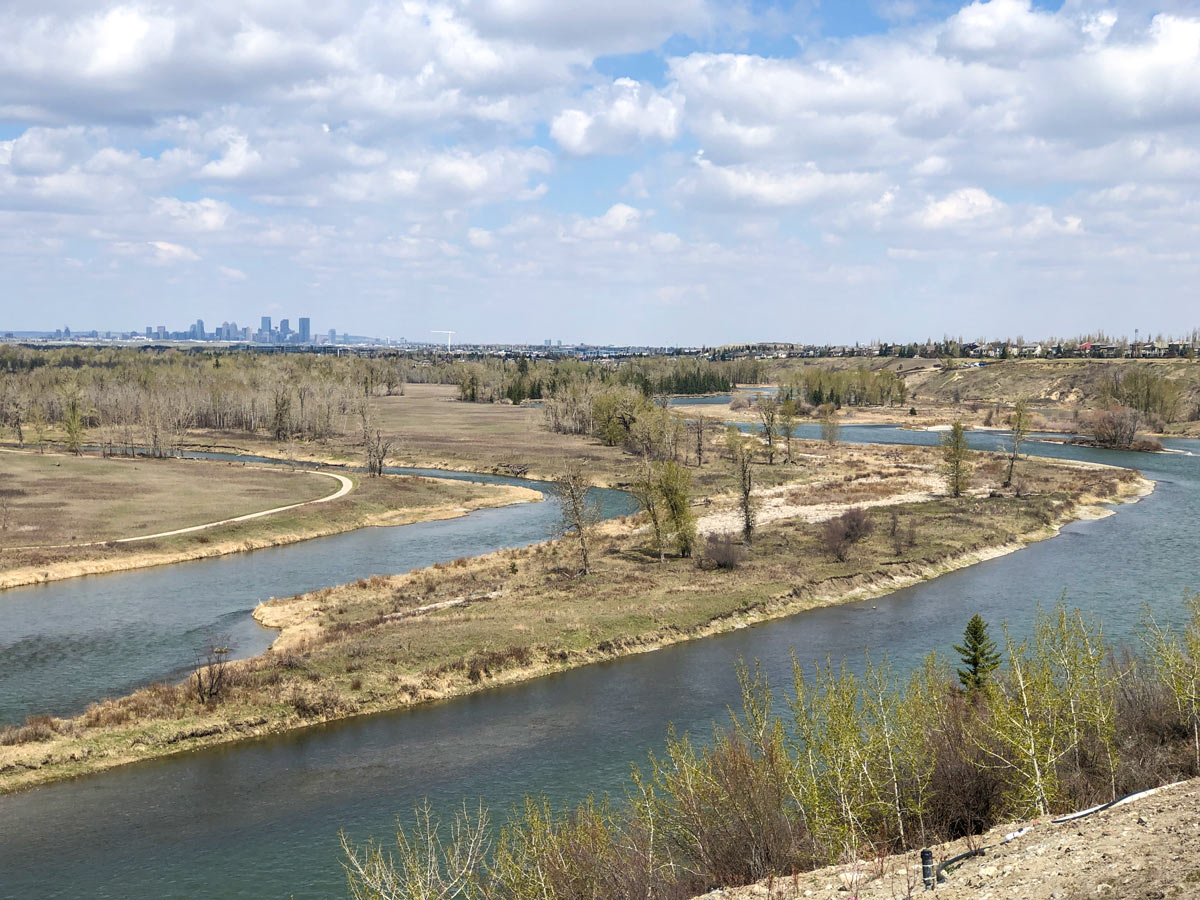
[[728, 434, 757, 543], [954, 613, 1001, 693], [940, 420, 971, 497], [1004, 400, 1032, 487], [631, 460, 667, 561], [658, 460, 697, 557], [819, 403, 840, 446], [1145, 592, 1200, 768], [757, 395, 778, 464]]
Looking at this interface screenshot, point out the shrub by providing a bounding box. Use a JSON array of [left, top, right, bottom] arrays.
[[1086, 405, 1140, 448], [0, 714, 57, 746], [703, 532, 746, 570], [821, 507, 875, 561]]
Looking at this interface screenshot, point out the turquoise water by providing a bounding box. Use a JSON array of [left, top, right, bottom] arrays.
[[0, 431, 1196, 898]]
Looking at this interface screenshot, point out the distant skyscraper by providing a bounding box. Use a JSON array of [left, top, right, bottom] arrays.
[[261, 316, 271, 334], [298, 317, 310, 342], [279, 318, 290, 338]]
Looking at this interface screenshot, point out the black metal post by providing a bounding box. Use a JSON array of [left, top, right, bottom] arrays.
[[921, 848, 935, 891]]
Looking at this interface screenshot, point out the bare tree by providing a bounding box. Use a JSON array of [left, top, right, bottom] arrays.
[[691, 414, 711, 467], [551, 461, 601, 575], [364, 429, 394, 476], [1087, 405, 1140, 449], [757, 395, 779, 464], [193, 634, 234, 703], [777, 398, 797, 463]]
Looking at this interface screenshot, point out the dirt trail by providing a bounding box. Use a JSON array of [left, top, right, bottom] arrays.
[[25, 469, 353, 549], [695, 778, 1200, 900]]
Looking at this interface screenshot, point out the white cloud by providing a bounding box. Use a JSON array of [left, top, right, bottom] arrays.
[[152, 197, 233, 232], [551, 79, 682, 155], [200, 132, 266, 180], [572, 203, 641, 239], [148, 240, 200, 263], [217, 264, 247, 279], [917, 187, 1004, 228], [938, 0, 1077, 63], [681, 156, 878, 208], [467, 226, 495, 248]]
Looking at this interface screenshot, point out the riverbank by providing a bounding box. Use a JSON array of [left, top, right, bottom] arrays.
[[0, 443, 1149, 795], [0, 455, 542, 590]]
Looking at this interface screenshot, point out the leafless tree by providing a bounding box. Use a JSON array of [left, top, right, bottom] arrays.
[[364, 429, 394, 476], [692, 414, 711, 467], [757, 395, 779, 464], [551, 461, 601, 575], [193, 634, 234, 703], [777, 399, 797, 463], [1087, 405, 1141, 449]]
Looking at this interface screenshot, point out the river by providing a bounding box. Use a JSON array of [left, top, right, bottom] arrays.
[[0, 465, 636, 724], [0, 427, 1196, 898]]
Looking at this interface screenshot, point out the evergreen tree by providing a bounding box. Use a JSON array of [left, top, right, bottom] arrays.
[[955, 613, 1001, 692]]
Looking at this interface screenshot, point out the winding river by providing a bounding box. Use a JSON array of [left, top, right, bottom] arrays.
[[0, 426, 1197, 899], [0, 466, 637, 724]]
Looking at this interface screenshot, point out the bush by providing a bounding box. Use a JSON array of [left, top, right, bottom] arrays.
[[1087, 405, 1141, 448], [0, 714, 57, 746], [703, 532, 746, 570], [821, 507, 875, 561]]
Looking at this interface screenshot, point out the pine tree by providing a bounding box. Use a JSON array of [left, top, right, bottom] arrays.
[[955, 613, 1001, 692]]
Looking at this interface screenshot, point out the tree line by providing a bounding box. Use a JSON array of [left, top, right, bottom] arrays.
[[0, 347, 413, 456], [456, 357, 765, 405]]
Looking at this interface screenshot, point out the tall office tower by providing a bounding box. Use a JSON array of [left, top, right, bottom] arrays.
[[261, 316, 271, 334], [279, 318, 290, 338], [298, 317, 311, 343], [195, 319, 205, 339]]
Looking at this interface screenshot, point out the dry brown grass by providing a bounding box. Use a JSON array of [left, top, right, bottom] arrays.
[[0, 466, 539, 588], [0, 451, 330, 548]]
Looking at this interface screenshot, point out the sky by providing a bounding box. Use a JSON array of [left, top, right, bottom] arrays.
[[2, 0, 1199, 345]]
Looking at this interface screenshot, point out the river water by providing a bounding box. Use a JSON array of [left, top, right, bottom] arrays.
[[0, 427, 1197, 898]]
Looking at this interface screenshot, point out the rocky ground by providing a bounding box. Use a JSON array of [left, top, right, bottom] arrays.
[[695, 778, 1200, 900]]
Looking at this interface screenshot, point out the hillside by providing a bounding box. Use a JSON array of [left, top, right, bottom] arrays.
[[696, 777, 1200, 900], [770, 358, 1200, 434]]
